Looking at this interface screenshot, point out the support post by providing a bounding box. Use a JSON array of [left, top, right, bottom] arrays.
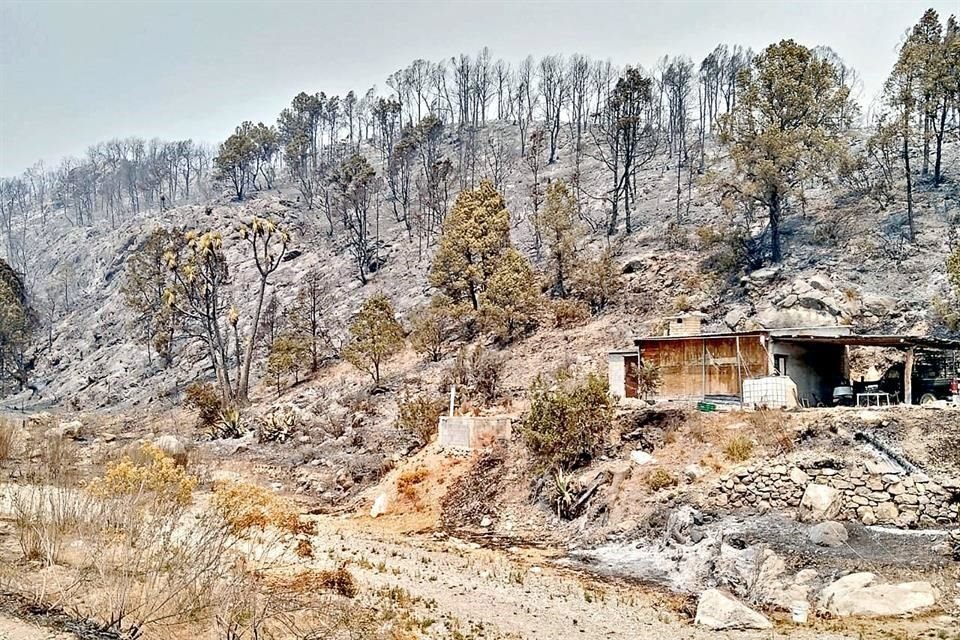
[[904, 347, 914, 405], [735, 336, 743, 407]]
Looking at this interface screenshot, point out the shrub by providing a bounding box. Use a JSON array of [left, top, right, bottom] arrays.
[[212, 480, 314, 537], [397, 467, 429, 506], [257, 407, 299, 443], [409, 298, 460, 362], [0, 418, 16, 463], [479, 248, 542, 344], [397, 391, 446, 446], [646, 468, 678, 491], [573, 249, 621, 313], [551, 298, 590, 328], [522, 372, 615, 472], [628, 361, 663, 399], [214, 406, 244, 439], [444, 345, 504, 407], [184, 381, 223, 428], [724, 434, 754, 462]]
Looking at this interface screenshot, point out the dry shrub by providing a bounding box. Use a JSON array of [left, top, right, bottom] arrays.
[[212, 480, 315, 536], [184, 381, 223, 428], [10, 485, 89, 565], [696, 225, 724, 249], [397, 391, 445, 446], [724, 434, 754, 462], [551, 298, 590, 328], [746, 410, 794, 454], [397, 467, 429, 506], [90, 442, 196, 506], [646, 468, 678, 491], [444, 345, 504, 407], [0, 418, 16, 462], [269, 566, 358, 599]]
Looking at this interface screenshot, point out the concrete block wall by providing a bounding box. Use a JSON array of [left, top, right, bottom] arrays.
[[438, 416, 512, 449]]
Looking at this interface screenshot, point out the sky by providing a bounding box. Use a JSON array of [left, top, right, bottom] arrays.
[[0, 0, 955, 176]]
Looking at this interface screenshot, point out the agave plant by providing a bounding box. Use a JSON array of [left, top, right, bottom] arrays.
[[552, 469, 583, 520], [214, 406, 243, 439]]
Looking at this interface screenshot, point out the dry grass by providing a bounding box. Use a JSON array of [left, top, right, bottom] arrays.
[[397, 467, 430, 506], [645, 468, 678, 491], [723, 434, 755, 462], [0, 417, 16, 462]]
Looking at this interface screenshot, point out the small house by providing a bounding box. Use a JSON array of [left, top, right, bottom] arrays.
[[609, 318, 960, 407]]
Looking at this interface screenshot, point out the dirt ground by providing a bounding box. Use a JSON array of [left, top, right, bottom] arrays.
[[0, 615, 72, 640], [301, 510, 954, 640]]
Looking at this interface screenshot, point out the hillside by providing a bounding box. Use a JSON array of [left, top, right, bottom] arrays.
[[2, 24, 960, 639], [3, 120, 958, 413]]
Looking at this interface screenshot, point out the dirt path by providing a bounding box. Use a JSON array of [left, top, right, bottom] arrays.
[[0, 614, 74, 640], [310, 515, 869, 640]]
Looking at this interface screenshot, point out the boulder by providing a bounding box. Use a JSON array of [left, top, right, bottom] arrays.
[[630, 450, 654, 465], [370, 493, 389, 518], [153, 434, 188, 467], [724, 308, 747, 330], [45, 419, 83, 441], [746, 266, 781, 284], [808, 521, 848, 547], [798, 484, 842, 522], [875, 501, 899, 523], [694, 589, 772, 630], [861, 295, 898, 317], [683, 464, 707, 481], [819, 573, 938, 618], [789, 467, 810, 485], [857, 506, 877, 525], [621, 257, 645, 274], [807, 274, 833, 292]]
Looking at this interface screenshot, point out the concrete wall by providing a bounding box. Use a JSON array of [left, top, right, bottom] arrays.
[[770, 341, 845, 406], [438, 416, 512, 449], [608, 353, 627, 398]]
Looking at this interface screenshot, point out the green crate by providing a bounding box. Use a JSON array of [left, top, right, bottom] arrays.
[[697, 401, 716, 412]]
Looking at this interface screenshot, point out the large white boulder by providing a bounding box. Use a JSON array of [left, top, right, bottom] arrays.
[[819, 573, 938, 618], [153, 435, 188, 467], [808, 521, 848, 547], [694, 588, 772, 630], [370, 493, 389, 518], [798, 483, 842, 522]]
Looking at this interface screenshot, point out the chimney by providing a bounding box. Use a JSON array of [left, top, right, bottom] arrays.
[[665, 314, 702, 337]]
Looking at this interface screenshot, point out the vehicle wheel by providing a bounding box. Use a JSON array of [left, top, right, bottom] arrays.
[[919, 393, 936, 405]]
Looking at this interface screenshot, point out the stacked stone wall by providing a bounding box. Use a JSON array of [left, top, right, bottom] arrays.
[[710, 461, 960, 527]]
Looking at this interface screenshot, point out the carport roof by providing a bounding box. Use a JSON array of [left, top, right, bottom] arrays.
[[771, 333, 960, 350]]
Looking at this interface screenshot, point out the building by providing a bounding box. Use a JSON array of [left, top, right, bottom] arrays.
[[609, 318, 960, 407]]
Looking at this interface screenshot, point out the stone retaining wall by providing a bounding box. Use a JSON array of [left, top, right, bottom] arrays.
[[709, 461, 960, 527]]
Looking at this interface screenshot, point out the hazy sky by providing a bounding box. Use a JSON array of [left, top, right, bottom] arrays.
[[0, 0, 955, 176]]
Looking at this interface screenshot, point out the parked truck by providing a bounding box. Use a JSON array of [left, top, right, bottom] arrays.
[[852, 350, 959, 405]]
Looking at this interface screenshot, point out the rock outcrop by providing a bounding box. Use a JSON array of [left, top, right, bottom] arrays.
[[694, 589, 772, 630], [819, 573, 938, 618]]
